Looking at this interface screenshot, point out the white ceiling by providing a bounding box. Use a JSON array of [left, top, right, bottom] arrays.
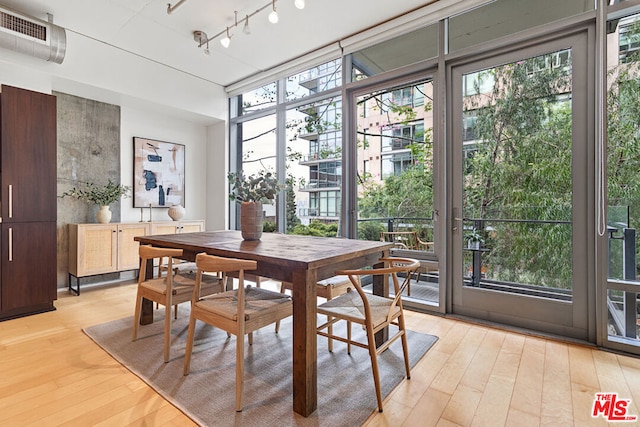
[[2, 0, 439, 87]]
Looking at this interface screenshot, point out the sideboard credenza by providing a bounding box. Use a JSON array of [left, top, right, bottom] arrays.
[[68, 220, 205, 294]]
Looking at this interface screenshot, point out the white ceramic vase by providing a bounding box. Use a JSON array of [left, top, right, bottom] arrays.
[[96, 205, 112, 223], [168, 204, 185, 221]]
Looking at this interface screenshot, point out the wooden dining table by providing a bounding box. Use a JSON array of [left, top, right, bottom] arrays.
[[135, 230, 393, 417]]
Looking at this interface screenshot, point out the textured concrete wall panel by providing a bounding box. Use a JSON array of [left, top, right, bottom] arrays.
[[55, 92, 121, 287]]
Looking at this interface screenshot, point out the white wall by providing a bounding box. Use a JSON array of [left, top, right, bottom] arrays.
[[120, 106, 226, 227], [206, 122, 228, 231], [0, 26, 229, 231]]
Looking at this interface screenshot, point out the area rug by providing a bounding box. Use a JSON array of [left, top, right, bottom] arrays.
[[83, 309, 437, 427]]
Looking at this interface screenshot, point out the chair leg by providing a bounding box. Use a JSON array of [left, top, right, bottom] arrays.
[[326, 290, 334, 351], [365, 324, 384, 413], [248, 332, 253, 346], [398, 313, 411, 379], [183, 315, 198, 375], [163, 303, 172, 363], [174, 304, 178, 319], [132, 293, 142, 341], [327, 315, 334, 352], [236, 332, 245, 412], [347, 320, 352, 355]]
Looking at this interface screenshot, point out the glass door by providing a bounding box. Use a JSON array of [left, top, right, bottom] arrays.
[[603, 11, 640, 355], [352, 75, 442, 312], [450, 31, 592, 338]]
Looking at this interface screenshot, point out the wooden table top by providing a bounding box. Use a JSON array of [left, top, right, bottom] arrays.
[[135, 230, 394, 271]]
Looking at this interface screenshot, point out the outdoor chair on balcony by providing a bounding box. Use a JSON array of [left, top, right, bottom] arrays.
[[380, 231, 433, 252], [380, 232, 436, 295]]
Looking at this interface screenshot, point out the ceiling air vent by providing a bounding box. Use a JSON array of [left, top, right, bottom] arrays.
[[0, 5, 66, 64]]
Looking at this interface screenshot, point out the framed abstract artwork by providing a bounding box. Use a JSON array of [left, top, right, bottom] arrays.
[[133, 137, 185, 208]]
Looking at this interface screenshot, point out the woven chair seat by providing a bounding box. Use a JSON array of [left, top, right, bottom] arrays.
[[197, 286, 292, 321], [141, 272, 223, 297], [317, 290, 400, 329]]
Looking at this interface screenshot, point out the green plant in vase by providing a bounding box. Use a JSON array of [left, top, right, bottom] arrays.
[[228, 170, 283, 240], [60, 179, 130, 223]]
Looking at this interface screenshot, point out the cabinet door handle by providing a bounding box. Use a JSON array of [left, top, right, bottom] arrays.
[[8, 227, 13, 262], [8, 184, 13, 219]]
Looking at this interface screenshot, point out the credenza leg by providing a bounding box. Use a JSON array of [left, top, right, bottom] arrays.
[[68, 273, 80, 296]]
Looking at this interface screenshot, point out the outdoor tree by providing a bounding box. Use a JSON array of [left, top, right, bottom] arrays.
[[357, 83, 435, 242], [606, 20, 640, 278], [463, 51, 573, 288]]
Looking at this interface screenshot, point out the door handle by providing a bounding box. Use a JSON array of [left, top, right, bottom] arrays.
[[8, 184, 13, 219], [453, 208, 463, 232], [8, 227, 13, 262]]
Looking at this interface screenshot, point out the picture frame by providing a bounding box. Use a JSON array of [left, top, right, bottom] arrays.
[[133, 137, 185, 208]]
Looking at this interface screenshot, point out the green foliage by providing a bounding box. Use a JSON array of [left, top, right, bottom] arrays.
[[228, 170, 283, 204], [291, 220, 339, 237], [60, 180, 130, 206], [607, 58, 640, 231], [463, 52, 574, 288], [285, 177, 301, 232], [263, 220, 277, 232], [357, 221, 385, 241], [358, 163, 434, 219]]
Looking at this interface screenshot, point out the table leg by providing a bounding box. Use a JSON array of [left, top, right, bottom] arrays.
[[140, 257, 154, 325], [291, 268, 317, 416]]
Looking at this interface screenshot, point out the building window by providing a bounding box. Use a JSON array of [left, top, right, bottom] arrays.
[[309, 191, 340, 217], [381, 121, 424, 152], [381, 151, 414, 179]]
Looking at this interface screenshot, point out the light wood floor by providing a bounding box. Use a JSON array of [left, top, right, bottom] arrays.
[[1, 281, 639, 426]]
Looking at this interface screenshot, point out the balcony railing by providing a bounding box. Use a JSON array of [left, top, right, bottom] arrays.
[[299, 178, 341, 190], [357, 216, 573, 297]]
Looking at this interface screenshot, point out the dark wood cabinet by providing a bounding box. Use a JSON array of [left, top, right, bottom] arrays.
[[0, 85, 57, 320], [1, 223, 56, 313], [1, 85, 57, 223]]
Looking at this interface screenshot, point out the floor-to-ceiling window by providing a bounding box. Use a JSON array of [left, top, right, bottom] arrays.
[[227, 0, 640, 353], [230, 59, 342, 234], [351, 77, 440, 311], [604, 7, 640, 354]]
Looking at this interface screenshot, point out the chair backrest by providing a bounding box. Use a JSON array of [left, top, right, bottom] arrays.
[[138, 245, 184, 284], [335, 257, 420, 324], [380, 231, 419, 250], [192, 252, 258, 319]]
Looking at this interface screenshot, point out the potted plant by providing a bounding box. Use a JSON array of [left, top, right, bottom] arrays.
[[228, 170, 282, 240], [61, 179, 130, 223], [465, 228, 484, 250]]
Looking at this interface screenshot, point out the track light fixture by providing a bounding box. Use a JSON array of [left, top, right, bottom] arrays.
[[183, 0, 307, 53], [193, 30, 210, 55], [167, 0, 189, 14], [243, 15, 251, 35], [220, 27, 231, 48], [268, 0, 279, 24]]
